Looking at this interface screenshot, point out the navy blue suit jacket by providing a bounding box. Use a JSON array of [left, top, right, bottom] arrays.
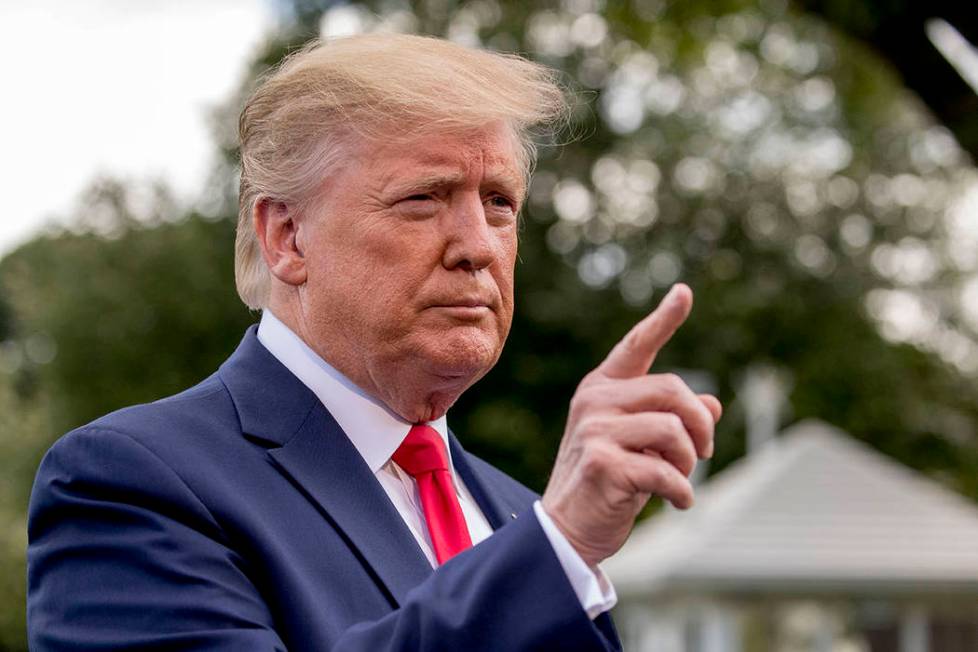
[[27, 327, 620, 650]]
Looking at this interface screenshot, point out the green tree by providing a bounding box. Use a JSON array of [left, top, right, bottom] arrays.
[[1, 179, 254, 439]]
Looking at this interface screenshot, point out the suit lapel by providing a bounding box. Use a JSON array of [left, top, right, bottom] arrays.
[[449, 433, 523, 530], [268, 405, 433, 605], [220, 328, 432, 606]]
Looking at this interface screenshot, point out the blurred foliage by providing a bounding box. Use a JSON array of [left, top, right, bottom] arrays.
[[2, 179, 255, 439], [2, 0, 978, 648], [798, 0, 978, 162], [0, 380, 42, 652]]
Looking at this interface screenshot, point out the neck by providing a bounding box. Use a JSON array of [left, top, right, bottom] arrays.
[[264, 298, 467, 423]]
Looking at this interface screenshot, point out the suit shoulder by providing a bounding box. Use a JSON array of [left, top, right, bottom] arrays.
[[78, 372, 233, 440], [41, 372, 240, 481], [31, 372, 242, 529]]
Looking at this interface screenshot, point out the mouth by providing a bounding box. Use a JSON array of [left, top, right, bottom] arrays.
[[426, 297, 494, 319]]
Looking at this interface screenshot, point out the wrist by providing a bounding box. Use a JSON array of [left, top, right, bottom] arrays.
[[539, 499, 604, 569]]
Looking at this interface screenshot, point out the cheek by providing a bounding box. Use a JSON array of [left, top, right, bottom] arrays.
[[319, 224, 418, 293], [356, 245, 436, 326], [360, 219, 438, 273]]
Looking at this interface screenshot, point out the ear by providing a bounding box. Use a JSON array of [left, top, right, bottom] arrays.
[[253, 196, 308, 287]]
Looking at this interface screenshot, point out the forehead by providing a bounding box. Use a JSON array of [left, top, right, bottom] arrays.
[[358, 123, 526, 194]]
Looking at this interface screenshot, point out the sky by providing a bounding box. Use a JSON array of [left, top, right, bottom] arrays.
[[0, 0, 276, 256]]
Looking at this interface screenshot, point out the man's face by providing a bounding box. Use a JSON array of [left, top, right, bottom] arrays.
[[295, 122, 523, 420]]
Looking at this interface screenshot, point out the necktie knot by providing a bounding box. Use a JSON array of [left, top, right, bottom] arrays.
[[392, 424, 450, 477]]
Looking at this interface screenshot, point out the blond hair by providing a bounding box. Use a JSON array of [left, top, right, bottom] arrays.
[[235, 33, 568, 309]]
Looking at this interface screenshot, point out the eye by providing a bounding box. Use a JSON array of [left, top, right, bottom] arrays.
[[395, 193, 441, 220], [486, 194, 516, 211], [402, 194, 436, 203]]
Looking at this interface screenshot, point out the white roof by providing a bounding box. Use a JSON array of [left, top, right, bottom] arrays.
[[603, 420, 978, 597]]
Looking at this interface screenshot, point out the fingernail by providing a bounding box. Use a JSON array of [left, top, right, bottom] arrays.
[[705, 441, 714, 459]]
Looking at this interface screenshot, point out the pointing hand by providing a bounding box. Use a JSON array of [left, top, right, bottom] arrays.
[[541, 284, 721, 568]]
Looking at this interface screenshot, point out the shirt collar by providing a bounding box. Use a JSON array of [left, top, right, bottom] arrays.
[[256, 309, 451, 474]]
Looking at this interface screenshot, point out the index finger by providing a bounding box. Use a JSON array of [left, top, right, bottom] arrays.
[[597, 284, 693, 379]]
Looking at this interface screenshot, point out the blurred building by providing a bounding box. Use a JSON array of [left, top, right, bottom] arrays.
[[604, 420, 978, 652]]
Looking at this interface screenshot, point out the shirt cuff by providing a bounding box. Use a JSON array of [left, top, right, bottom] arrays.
[[532, 500, 617, 619]]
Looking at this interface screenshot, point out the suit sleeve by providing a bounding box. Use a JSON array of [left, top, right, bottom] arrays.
[[335, 509, 620, 651], [28, 427, 619, 651]]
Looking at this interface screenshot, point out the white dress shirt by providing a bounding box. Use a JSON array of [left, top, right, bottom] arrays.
[[257, 310, 615, 619]]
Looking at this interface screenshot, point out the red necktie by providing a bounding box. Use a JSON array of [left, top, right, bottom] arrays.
[[392, 424, 473, 564]]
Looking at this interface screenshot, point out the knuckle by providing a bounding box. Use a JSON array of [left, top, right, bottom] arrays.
[[655, 465, 681, 492], [663, 412, 685, 434], [647, 463, 674, 495], [650, 373, 681, 397], [692, 397, 714, 425], [653, 414, 696, 476], [571, 383, 617, 418], [577, 417, 607, 441], [569, 388, 593, 415], [579, 369, 602, 387], [646, 462, 666, 487], [662, 373, 685, 393], [579, 444, 612, 478]]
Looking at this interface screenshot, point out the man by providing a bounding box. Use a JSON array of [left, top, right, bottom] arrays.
[[27, 34, 720, 650]]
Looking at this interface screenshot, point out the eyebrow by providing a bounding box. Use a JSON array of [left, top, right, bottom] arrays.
[[486, 169, 527, 199], [385, 169, 526, 199], [387, 172, 467, 195]]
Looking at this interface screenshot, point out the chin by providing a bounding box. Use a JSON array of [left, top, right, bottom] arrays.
[[418, 332, 502, 385]]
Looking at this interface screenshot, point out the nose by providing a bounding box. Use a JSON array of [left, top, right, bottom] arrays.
[[441, 193, 495, 272]]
